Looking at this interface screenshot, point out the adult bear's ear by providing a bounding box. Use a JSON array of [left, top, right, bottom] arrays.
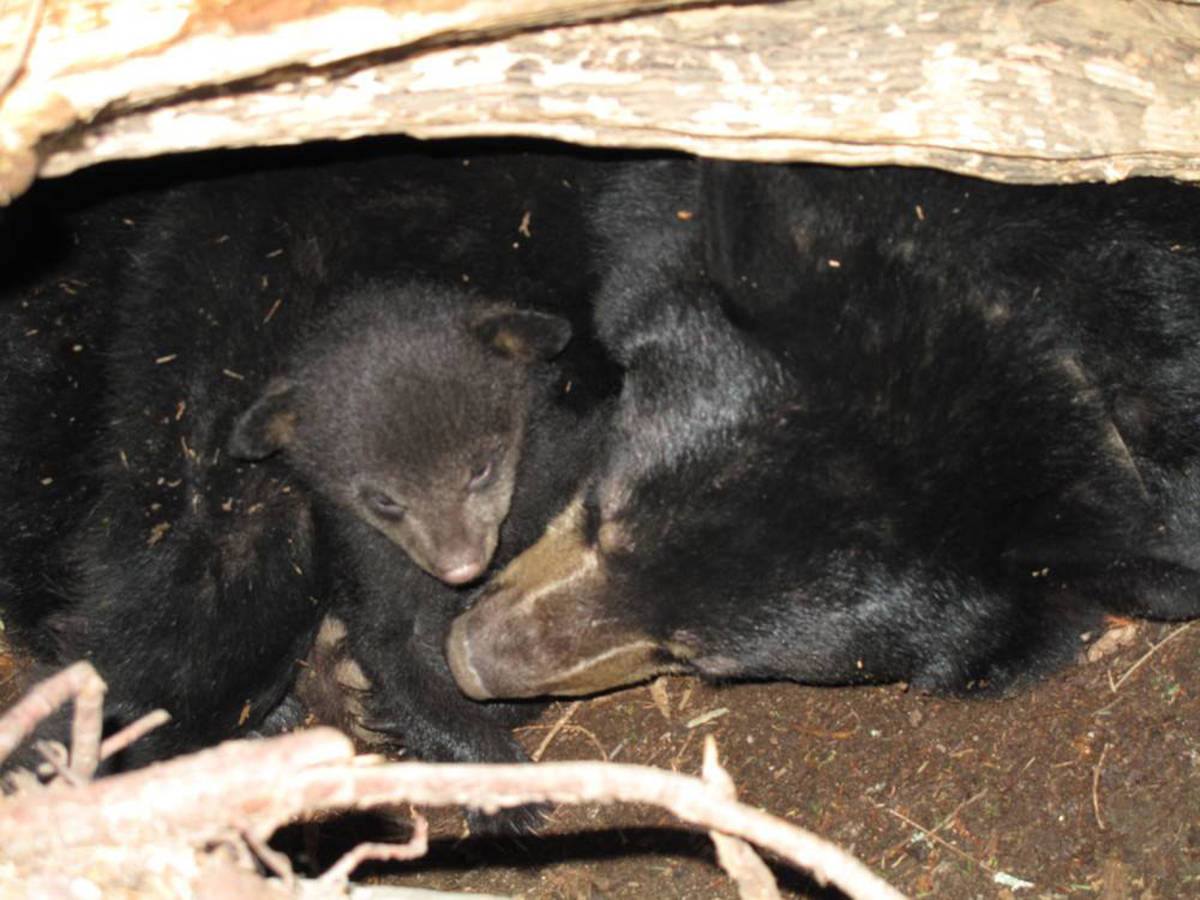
[[472, 309, 572, 363], [228, 377, 299, 460]]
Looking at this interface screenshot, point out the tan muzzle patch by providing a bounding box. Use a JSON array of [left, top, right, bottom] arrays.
[[446, 497, 688, 699]]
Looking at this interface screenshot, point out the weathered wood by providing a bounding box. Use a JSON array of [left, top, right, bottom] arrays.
[[0, 0, 692, 199], [0, 662, 899, 900], [2, 0, 1200, 199]]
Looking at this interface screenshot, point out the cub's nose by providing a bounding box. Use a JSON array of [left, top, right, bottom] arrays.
[[436, 556, 486, 585]]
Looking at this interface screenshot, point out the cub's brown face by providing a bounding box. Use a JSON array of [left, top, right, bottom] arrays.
[[228, 288, 571, 585], [348, 413, 523, 585], [233, 368, 529, 585]]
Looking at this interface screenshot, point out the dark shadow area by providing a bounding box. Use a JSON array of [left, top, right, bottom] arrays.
[[274, 813, 847, 898], [2, 132, 669, 310]]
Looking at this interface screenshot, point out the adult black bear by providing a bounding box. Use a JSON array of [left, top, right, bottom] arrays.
[[447, 159, 1200, 702], [0, 142, 612, 776], [0, 163, 325, 765]]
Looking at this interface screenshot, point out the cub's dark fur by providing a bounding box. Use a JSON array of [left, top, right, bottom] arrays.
[[229, 285, 570, 586], [0, 143, 611, 777], [304, 372, 610, 771], [228, 277, 606, 797], [447, 160, 1200, 703]]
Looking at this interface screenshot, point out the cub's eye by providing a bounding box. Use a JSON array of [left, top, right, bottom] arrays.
[[467, 459, 496, 491], [360, 488, 406, 521]]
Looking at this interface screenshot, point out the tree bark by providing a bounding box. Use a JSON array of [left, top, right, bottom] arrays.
[[1, 0, 1200, 201]]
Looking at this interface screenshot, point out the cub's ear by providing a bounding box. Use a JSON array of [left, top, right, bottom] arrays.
[[228, 378, 298, 460], [472, 309, 572, 363]]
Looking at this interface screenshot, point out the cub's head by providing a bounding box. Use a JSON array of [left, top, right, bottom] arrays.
[[230, 282, 571, 585]]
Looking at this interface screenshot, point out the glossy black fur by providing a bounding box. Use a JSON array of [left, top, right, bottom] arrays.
[[0, 171, 324, 765], [0, 142, 614, 773], [448, 159, 1200, 702], [602, 160, 1200, 689]]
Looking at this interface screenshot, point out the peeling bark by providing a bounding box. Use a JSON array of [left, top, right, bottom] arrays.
[[1, 0, 1200, 199]]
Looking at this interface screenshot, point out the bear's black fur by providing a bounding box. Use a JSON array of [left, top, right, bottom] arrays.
[[0, 167, 326, 764], [0, 142, 613, 777], [447, 159, 1200, 703]]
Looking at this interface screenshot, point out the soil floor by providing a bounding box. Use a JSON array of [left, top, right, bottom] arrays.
[[342, 620, 1198, 899]]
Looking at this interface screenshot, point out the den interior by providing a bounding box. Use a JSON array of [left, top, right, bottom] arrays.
[[0, 1, 1199, 898]]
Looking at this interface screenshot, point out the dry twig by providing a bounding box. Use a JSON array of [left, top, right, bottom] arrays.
[[0, 662, 906, 900], [1092, 742, 1111, 831], [1109, 621, 1193, 692], [879, 803, 995, 876], [702, 736, 782, 900], [0, 659, 104, 772], [530, 700, 581, 762], [318, 814, 429, 888], [100, 708, 173, 760]]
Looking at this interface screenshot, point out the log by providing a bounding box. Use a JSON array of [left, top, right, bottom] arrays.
[[1, 0, 1200, 202]]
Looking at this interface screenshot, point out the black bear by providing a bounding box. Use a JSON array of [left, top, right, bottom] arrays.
[[228, 278, 609, 784], [228, 283, 571, 586], [447, 159, 1200, 702], [0, 141, 612, 776], [214, 147, 616, 795], [297, 360, 611, 775]]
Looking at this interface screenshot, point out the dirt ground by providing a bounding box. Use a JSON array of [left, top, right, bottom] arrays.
[[329, 619, 1199, 899]]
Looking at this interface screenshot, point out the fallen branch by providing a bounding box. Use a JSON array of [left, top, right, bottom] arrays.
[[702, 736, 782, 900], [0, 659, 104, 774], [1109, 621, 1193, 692], [0, 662, 906, 900]]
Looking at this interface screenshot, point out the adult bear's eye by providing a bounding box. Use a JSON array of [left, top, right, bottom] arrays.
[[467, 459, 495, 491], [581, 491, 603, 547], [361, 487, 406, 521]]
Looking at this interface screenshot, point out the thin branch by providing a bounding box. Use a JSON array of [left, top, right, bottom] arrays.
[[882, 804, 995, 876], [929, 789, 987, 838], [68, 667, 106, 780], [531, 700, 581, 762], [1092, 743, 1111, 831], [702, 736, 782, 900], [32, 739, 82, 787], [243, 830, 296, 887], [0, 661, 105, 766], [1110, 622, 1193, 692], [319, 814, 429, 887], [99, 709, 172, 761]]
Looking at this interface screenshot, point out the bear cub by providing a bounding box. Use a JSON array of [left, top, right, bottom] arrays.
[[229, 281, 571, 586]]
